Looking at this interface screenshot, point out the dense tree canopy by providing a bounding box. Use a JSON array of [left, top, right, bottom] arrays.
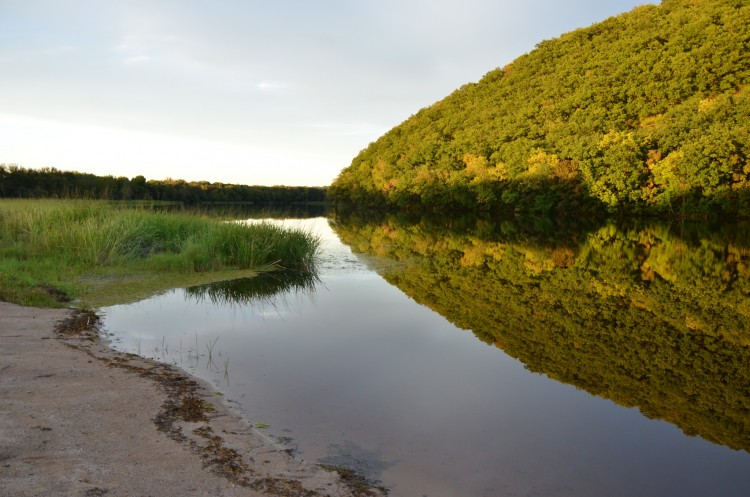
[[0, 164, 327, 205], [330, 0, 750, 217]]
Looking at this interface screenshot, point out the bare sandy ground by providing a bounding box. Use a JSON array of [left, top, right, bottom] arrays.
[[0, 302, 384, 497]]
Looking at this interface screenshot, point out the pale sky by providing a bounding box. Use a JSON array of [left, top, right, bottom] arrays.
[[0, 0, 656, 186]]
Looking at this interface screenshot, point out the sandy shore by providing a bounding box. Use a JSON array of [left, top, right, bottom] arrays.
[[0, 302, 384, 497]]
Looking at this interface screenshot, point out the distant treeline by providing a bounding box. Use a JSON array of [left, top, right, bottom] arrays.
[[0, 165, 328, 205]]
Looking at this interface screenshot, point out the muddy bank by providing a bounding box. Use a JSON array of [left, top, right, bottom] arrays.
[[0, 302, 385, 497]]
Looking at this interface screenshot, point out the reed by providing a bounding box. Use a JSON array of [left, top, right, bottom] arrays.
[[0, 199, 320, 307]]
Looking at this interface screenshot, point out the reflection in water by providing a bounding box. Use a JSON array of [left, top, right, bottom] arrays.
[[185, 270, 319, 308], [103, 213, 750, 497], [333, 212, 750, 453]]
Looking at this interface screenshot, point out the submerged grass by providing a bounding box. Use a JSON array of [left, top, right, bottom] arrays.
[[0, 199, 320, 307]]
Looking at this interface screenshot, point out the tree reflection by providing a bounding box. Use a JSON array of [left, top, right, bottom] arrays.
[[332, 213, 750, 452]]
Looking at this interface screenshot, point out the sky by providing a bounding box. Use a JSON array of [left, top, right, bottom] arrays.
[[0, 0, 656, 186]]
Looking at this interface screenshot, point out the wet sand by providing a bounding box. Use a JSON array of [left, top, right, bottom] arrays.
[[0, 301, 383, 497]]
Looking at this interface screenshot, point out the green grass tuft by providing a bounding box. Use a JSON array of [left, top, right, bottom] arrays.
[[0, 199, 320, 308]]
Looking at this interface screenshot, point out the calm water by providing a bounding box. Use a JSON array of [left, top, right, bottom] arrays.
[[102, 215, 750, 497]]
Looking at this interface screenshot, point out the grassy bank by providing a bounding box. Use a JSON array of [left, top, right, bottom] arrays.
[[0, 199, 320, 308]]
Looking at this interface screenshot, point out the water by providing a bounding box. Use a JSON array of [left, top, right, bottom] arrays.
[[102, 215, 750, 497]]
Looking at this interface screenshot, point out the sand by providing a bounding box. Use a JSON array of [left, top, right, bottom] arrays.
[[0, 301, 383, 497]]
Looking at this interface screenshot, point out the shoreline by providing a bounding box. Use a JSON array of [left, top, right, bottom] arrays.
[[0, 301, 385, 497]]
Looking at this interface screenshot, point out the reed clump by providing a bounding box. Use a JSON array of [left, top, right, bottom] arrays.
[[0, 199, 320, 307]]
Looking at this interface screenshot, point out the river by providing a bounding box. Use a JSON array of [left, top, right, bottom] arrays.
[[101, 212, 750, 497]]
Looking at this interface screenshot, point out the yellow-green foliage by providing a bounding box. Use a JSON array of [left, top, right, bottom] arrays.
[[0, 200, 319, 307], [332, 213, 750, 452], [330, 0, 750, 216]]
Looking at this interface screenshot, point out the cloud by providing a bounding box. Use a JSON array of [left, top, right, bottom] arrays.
[[305, 121, 388, 137], [40, 44, 76, 54], [122, 54, 151, 64], [115, 33, 181, 53], [257, 80, 290, 92]]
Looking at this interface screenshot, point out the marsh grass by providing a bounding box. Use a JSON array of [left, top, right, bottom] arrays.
[[0, 199, 320, 307]]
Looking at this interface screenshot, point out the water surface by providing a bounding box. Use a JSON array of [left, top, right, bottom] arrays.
[[102, 215, 750, 497]]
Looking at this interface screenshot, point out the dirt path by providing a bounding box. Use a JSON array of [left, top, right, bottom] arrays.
[[0, 302, 384, 497]]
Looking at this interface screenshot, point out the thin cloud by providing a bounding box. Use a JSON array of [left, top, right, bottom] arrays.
[[257, 80, 290, 91], [122, 55, 152, 64], [115, 33, 181, 57], [306, 121, 388, 137], [40, 44, 76, 54]]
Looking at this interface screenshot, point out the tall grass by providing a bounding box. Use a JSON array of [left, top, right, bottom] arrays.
[[0, 199, 320, 307]]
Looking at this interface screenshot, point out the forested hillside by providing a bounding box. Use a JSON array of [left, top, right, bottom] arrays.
[[330, 0, 750, 217]]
